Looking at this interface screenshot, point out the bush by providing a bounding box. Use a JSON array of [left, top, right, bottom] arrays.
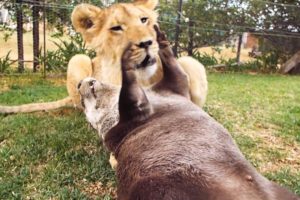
[[41, 33, 96, 72], [230, 60, 262, 72], [0, 51, 15, 74], [256, 52, 280, 73], [189, 47, 279, 73], [226, 52, 280, 73], [192, 51, 218, 66]]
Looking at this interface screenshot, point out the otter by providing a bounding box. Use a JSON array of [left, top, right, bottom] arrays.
[[103, 26, 300, 200], [78, 77, 119, 140]]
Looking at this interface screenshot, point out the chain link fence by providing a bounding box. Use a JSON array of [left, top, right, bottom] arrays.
[[0, 0, 112, 76], [0, 0, 299, 76]]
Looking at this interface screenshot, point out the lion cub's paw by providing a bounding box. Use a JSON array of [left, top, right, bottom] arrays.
[[109, 153, 118, 170]]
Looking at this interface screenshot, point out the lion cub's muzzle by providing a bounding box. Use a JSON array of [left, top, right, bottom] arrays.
[[137, 54, 156, 69], [135, 40, 157, 69], [137, 40, 153, 49]]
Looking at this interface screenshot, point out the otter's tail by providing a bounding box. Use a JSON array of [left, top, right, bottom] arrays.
[[0, 97, 73, 114]]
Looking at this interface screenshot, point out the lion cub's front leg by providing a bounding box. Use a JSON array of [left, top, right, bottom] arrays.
[[67, 54, 93, 109]]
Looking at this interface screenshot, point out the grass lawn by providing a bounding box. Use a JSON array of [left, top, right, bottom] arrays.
[[0, 73, 299, 199]]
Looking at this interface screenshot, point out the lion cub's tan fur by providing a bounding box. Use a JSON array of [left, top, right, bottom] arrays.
[[68, 0, 207, 108], [0, 0, 207, 113]]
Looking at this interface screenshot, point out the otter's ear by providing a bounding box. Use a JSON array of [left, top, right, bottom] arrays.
[[134, 0, 159, 10], [71, 4, 102, 42]]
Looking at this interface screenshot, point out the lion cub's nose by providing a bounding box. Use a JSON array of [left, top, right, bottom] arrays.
[[138, 40, 153, 49]]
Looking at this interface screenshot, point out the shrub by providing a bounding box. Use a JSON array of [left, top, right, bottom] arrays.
[[256, 52, 280, 73], [41, 33, 96, 72], [192, 51, 218, 66], [0, 51, 14, 74]]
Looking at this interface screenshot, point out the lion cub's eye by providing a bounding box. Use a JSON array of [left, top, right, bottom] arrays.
[[110, 25, 123, 31], [141, 17, 148, 23]]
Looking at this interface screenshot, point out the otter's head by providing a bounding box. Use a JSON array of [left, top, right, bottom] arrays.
[[72, 0, 159, 79], [77, 77, 100, 100]]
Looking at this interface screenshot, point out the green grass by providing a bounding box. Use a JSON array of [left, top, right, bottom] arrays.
[[0, 82, 66, 106], [0, 73, 299, 199], [0, 76, 115, 199], [205, 73, 300, 194]]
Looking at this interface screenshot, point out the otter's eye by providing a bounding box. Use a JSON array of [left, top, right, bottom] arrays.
[[89, 80, 96, 86], [141, 17, 148, 23], [110, 25, 123, 31]]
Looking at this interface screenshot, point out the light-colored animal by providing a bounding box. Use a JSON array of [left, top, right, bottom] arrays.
[[77, 77, 119, 140], [78, 77, 120, 169], [0, 0, 207, 114]]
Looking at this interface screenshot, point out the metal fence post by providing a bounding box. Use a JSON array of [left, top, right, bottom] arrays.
[[173, 0, 183, 57], [32, 0, 40, 72], [16, 0, 24, 73], [43, 0, 47, 78]]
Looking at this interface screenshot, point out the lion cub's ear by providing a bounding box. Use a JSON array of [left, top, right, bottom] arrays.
[[134, 0, 159, 10], [71, 4, 102, 42]]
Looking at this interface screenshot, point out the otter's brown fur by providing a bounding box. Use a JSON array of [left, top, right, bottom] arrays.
[[104, 26, 300, 200]]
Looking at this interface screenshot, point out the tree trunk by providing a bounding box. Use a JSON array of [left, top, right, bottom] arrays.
[[42, 0, 47, 78], [187, 17, 194, 56], [187, 0, 194, 56], [280, 50, 300, 75], [16, 0, 24, 73], [32, 0, 40, 72], [173, 0, 183, 57], [236, 34, 243, 64]]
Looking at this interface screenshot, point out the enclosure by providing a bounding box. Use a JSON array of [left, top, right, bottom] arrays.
[[0, 0, 299, 199], [1, 0, 300, 74]]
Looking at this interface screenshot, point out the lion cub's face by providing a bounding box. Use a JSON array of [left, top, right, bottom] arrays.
[[72, 0, 159, 79]]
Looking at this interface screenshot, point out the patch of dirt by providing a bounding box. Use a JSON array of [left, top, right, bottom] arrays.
[[48, 77, 66, 86], [77, 180, 117, 199], [34, 163, 48, 174], [0, 139, 10, 150], [0, 31, 65, 69], [0, 80, 10, 93], [197, 46, 255, 63], [237, 124, 300, 174], [47, 108, 76, 117], [258, 136, 300, 173], [64, 144, 98, 156], [23, 163, 49, 199], [83, 145, 98, 155]]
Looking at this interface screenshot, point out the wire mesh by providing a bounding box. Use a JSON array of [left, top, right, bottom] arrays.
[[0, 0, 299, 75]]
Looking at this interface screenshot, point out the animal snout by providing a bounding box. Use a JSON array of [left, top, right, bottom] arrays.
[[77, 80, 83, 90], [89, 79, 96, 87], [137, 40, 153, 49]]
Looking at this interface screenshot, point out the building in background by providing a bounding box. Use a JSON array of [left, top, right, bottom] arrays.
[[0, 7, 10, 24]]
